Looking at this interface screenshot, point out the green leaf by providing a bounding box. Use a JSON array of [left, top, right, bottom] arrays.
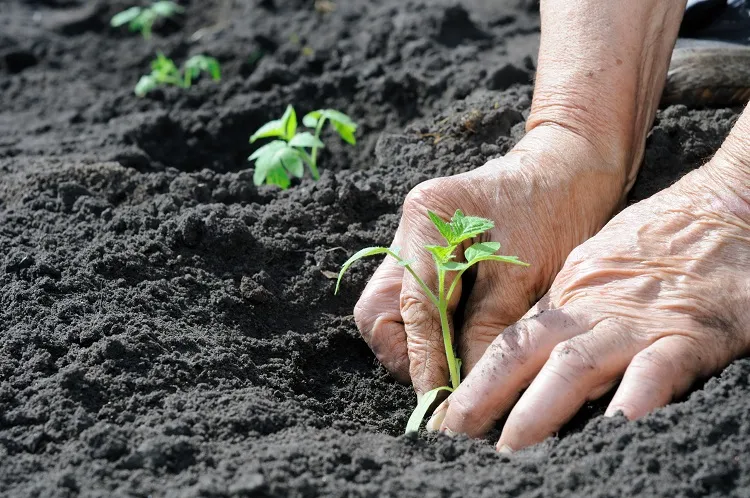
[[111, 6, 142, 27], [440, 261, 469, 271], [332, 121, 356, 145], [249, 140, 287, 161], [265, 166, 291, 189], [134, 75, 157, 97], [405, 386, 453, 434], [448, 210, 495, 244], [319, 109, 357, 127], [250, 141, 304, 186], [465, 241, 501, 263], [425, 244, 456, 264], [281, 105, 297, 140], [288, 132, 325, 149], [250, 119, 286, 143], [302, 111, 321, 128], [428, 211, 454, 245], [335, 246, 393, 294], [185, 55, 221, 81], [151, 1, 185, 16]]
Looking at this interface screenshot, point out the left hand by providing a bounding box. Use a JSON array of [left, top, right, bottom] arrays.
[[428, 157, 750, 451]]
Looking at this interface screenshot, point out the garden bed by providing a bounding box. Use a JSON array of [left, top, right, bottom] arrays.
[[1, 0, 749, 496]]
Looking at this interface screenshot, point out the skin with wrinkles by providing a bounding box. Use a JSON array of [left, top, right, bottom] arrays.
[[434, 154, 750, 449], [355, 0, 750, 450]]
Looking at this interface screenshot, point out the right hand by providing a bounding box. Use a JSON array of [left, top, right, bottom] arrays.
[[353, 124, 630, 396]]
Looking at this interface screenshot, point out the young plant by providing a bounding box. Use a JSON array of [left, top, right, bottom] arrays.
[[135, 53, 221, 96], [249, 105, 357, 189], [111, 1, 184, 40], [335, 210, 529, 433]]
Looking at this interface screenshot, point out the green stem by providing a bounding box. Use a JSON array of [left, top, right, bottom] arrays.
[[309, 117, 327, 180], [439, 298, 459, 390]]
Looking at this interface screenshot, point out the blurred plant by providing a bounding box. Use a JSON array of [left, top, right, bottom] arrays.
[[111, 1, 184, 40], [249, 105, 357, 189], [135, 53, 221, 96]]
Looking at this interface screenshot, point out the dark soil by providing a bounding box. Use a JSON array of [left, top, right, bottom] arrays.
[[1, 0, 748, 496]]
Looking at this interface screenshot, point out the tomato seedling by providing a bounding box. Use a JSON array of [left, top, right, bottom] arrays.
[[335, 209, 529, 433], [249, 105, 357, 189], [135, 53, 221, 96], [111, 1, 184, 40]]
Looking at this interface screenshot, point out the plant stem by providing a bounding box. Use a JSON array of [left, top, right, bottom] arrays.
[[438, 269, 460, 389], [309, 117, 327, 180]]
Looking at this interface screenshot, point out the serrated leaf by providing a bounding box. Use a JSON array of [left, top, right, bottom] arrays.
[[134, 75, 157, 97], [250, 119, 285, 143], [465, 241, 501, 263], [288, 132, 325, 149], [425, 244, 456, 264], [302, 111, 321, 128], [111, 6, 142, 27], [335, 247, 394, 294], [281, 105, 297, 140], [405, 386, 453, 434], [428, 211, 453, 244], [447, 210, 495, 244], [332, 121, 356, 145], [151, 1, 184, 16], [250, 142, 302, 188]]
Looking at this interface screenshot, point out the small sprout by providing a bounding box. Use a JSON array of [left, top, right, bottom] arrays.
[[135, 53, 221, 97], [111, 1, 184, 40], [336, 210, 529, 434], [249, 105, 357, 189]]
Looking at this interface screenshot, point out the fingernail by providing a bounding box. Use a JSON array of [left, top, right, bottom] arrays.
[[497, 444, 514, 454], [442, 427, 457, 437], [426, 401, 448, 432]]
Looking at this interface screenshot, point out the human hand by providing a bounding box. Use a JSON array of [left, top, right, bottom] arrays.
[[431, 152, 750, 450], [353, 125, 628, 396]]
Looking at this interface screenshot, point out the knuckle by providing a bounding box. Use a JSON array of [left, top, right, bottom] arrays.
[[400, 293, 436, 328], [549, 339, 600, 378], [403, 178, 450, 215], [446, 394, 483, 429], [489, 321, 536, 365]]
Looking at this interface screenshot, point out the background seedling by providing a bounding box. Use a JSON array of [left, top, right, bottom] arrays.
[[111, 1, 184, 40], [135, 53, 221, 97], [249, 105, 357, 189], [335, 210, 529, 433]]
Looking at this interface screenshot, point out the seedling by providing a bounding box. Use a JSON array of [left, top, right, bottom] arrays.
[[249, 105, 357, 189], [135, 53, 221, 96], [335, 210, 529, 433], [111, 1, 184, 40]]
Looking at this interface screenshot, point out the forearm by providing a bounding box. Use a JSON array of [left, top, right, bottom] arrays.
[[528, 0, 687, 191]]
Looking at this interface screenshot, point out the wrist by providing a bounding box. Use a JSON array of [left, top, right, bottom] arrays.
[[530, 0, 685, 191]]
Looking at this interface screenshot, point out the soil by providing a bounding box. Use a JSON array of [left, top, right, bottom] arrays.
[[1, 0, 748, 496]]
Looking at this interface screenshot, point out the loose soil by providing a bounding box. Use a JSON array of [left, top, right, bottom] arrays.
[[1, 0, 748, 496]]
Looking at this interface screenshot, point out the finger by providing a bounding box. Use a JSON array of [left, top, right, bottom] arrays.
[[460, 282, 551, 376], [604, 335, 710, 419], [354, 253, 409, 383], [438, 307, 587, 438], [497, 317, 645, 451]]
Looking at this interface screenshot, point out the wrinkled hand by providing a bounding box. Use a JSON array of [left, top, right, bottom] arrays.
[[432, 158, 750, 451], [354, 126, 628, 396]]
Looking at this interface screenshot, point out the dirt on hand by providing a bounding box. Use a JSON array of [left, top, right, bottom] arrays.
[[0, 0, 747, 496]]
